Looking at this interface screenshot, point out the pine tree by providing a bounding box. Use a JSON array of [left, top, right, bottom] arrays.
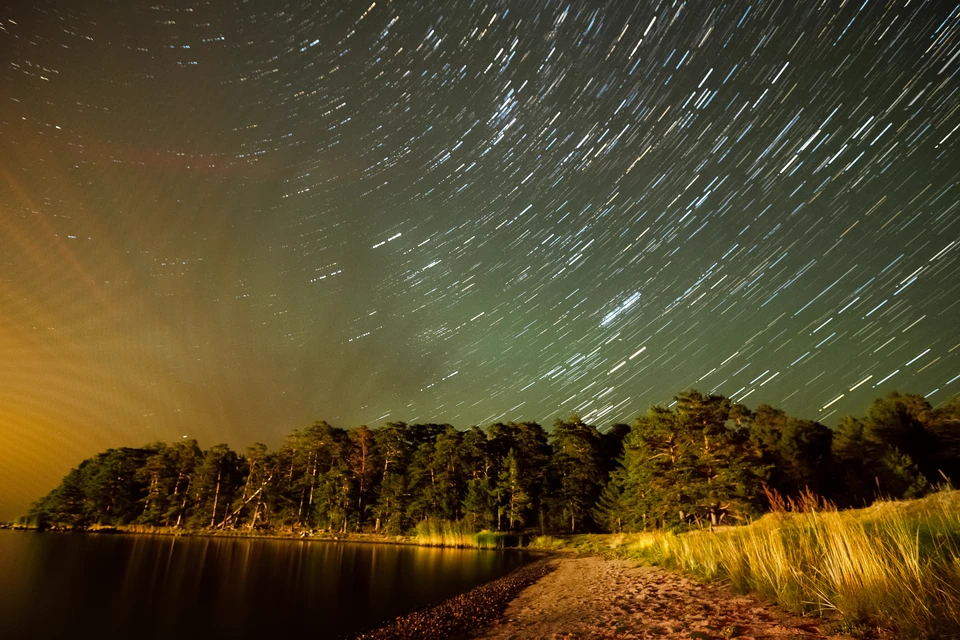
[[188, 444, 242, 529], [594, 477, 625, 533], [748, 405, 833, 498], [926, 396, 960, 485], [619, 391, 769, 530], [832, 416, 874, 506], [347, 426, 379, 529], [547, 415, 603, 532], [223, 443, 273, 530], [135, 443, 178, 525], [462, 476, 496, 531], [432, 426, 466, 521], [497, 449, 530, 530], [162, 439, 203, 527]]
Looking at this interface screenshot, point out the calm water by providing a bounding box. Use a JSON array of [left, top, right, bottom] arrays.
[[0, 530, 527, 639]]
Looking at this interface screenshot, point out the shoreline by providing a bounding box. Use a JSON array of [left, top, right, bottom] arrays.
[[5, 523, 547, 554], [3, 525, 893, 638], [351, 556, 871, 640], [351, 558, 555, 640]]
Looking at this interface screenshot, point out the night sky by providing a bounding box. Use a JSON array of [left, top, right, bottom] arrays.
[[2, 0, 959, 520]]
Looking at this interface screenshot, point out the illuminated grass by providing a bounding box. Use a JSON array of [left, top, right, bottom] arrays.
[[543, 491, 960, 639], [412, 519, 520, 549]]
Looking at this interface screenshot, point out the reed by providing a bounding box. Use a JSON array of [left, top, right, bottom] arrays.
[[412, 519, 518, 549]]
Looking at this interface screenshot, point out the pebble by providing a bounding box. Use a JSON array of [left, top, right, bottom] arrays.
[[351, 558, 555, 640]]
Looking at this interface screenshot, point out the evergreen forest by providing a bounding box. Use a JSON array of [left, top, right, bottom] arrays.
[[26, 390, 960, 534]]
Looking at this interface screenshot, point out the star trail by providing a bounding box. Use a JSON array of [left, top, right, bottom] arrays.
[[1, 0, 959, 519]]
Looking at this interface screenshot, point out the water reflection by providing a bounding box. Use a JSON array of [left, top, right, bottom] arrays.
[[0, 531, 526, 639]]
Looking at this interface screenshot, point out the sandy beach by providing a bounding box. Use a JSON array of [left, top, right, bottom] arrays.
[[355, 555, 865, 640], [473, 557, 856, 640]]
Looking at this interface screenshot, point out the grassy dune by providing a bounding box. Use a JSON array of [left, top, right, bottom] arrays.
[[531, 490, 960, 639]]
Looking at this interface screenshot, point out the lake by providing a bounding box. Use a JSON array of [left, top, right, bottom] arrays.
[[0, 530, 528, 639]]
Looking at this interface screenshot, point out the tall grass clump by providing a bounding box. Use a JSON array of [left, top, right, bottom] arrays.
[[528, 535, 568, 552], [413, 519, 476, 547], [472, 530, 519, 549], [651, 490, 960, 639], [412, 519, 518, 549]]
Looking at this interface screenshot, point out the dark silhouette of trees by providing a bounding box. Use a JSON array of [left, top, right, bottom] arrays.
[[830, 392, 960, 505], [748, 405, 833, 498], [927, 396, 960, 483], [26, 389, 960, 535]]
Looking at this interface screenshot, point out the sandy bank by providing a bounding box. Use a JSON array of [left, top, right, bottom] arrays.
[[354, 556, 865, 639], [474, 556, 858, 640]]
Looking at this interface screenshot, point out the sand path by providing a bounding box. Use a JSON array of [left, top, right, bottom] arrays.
[[473, 557, 853, 640]]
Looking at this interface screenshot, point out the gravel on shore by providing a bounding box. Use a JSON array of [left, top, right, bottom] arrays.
[[350, 557, 555, 640]]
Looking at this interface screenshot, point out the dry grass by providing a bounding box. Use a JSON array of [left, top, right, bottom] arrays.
[[413, 519, 519, 549], [545, 491, 960, 639]]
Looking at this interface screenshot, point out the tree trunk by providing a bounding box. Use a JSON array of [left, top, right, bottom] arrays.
[[175, 496, 188, 527], [210, 465, 222, 528], [250, 491, 263, 530], [308, 455, 318, 512], [167, 470, 185, 527]]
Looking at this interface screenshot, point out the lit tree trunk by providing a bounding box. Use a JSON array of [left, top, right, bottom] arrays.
[[239, 465, 255, 504], [175, 496, 188, 527], [308, 455, 318, 511], [249, 496, 261, 530], [142, 476, 157, 517], [209, 465, 222, 528], [358, 442, 368, 515], [167, 470, 185, 527]]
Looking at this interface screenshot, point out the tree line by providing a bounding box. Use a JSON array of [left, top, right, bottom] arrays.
[[27, 390, 960, 533]]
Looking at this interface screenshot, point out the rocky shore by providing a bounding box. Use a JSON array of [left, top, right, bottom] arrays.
[[351, 558, 554, 640]]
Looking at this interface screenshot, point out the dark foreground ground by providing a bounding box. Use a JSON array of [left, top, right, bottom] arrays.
[[350, 558, 554, 640]]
